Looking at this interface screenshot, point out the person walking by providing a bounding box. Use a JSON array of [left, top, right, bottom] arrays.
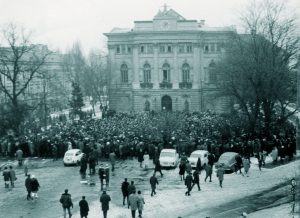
[[3, 166, 10, 188], [137, 149, 144, 168], [109, 151, 116, 172], [104, 165, 110, 188], [16, 147, 24, 166], [154, 160, 163, 177], [185, 172, 193, 196], [80, 154, 88, 179], [216, 164, 225, 188], [25, 175, 32, 200], [150, 174, 159, 197], [128, 190, 139, 218], [98, 164, 105, 191], [30, 175, 40, 200], [9, 165, 16, 188], [234, 154, 243, 175], [191, 170, 201, 191], [196, 157, 202, 172], [204, 164, 212, 182], [79, 196, 89, 218], [60, 189, 73, 218], [242, 157, 250, 177], [100, 190, 111, 218], [185, 160, 192, 175], [121, 178, 129, 206], [178, 161, 186, 181], [137, 190, 145, 218]]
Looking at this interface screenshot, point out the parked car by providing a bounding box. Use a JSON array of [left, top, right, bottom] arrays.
[[215, 152, 238, 172], [188, 150, 208, 168], [159, 149, 179, 168], [63, 149, 84, 166]]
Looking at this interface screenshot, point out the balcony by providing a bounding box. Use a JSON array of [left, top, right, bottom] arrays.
[[179, 82, 192, 89], [140, 82, 153, 89], [159, 81, 173, 89]]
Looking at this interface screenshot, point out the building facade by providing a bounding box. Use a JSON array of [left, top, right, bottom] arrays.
[[104, 7, 235, 112]]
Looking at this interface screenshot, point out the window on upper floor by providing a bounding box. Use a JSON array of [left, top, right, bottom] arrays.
[[159, 44, 172, 53], [139, 44, 154, 54], [182, 63, 190, 82], [143, 64, 151, 83], [179, 43, 193, 53], [116, 45, 121, 54], [204, 45, 209, 52], [116, 45, 131, 54], [208, 61, 217, 83], [120, 64, 128, 83], [162, 63, 171, 82]]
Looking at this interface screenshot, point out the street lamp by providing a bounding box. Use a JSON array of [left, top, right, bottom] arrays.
[[291, 178, 297, 217]]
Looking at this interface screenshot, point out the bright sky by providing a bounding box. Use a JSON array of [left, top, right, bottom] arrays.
[[0, 0, 299, 55]]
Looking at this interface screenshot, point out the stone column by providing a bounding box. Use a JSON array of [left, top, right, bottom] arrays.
[[132, 44, 140, 89], [192, 43, 200, 89], [153, 44, 159, 89], [173, 43, 179, 89]]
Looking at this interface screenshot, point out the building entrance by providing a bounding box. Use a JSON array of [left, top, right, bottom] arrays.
[[161, 95, 172, 111]]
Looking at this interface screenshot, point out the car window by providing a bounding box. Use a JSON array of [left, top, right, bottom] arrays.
[[65, 153, 74, 157], [160, 152, 175, 157], [204, 154, 207, 157], [190, 153, 200, 158]]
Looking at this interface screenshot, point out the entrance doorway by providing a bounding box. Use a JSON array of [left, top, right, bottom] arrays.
[[161, 95, 172, 111]]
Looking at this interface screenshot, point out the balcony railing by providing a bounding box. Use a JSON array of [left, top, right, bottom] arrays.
[[179, 82, 192, 89], [159, 81, 173, 89], [140, 82, 153, 89]]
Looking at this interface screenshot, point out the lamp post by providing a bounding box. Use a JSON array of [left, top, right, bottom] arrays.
[[291, 178, 297, 217]]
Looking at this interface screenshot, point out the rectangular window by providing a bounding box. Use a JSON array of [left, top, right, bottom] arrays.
[[179, 45, 184, 53], [127, 46, 132, 53], [147, 44, 153, 53], [163, 70, 168, 82], [186, 45, 192, 53], [121, 45, 126, 54], [167, 45, 172, 53], [160, 45, 165, 53], [204, 45, 209, 52], [210, 43, 215, 52], [140, 45, 145, 53], [116, 45, 120, 54]]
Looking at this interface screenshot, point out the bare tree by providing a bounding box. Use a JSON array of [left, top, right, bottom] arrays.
[[216, 0, 299, 137], [0, 23, 50, 133]]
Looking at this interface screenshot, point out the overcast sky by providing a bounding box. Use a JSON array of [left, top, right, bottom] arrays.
[[0, 0, 299, 55]]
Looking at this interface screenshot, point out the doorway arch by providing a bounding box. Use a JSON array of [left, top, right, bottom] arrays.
[[161, 95, 172, 111]]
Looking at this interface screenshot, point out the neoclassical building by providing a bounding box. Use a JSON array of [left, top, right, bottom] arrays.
[[104, 7, 235, 112]]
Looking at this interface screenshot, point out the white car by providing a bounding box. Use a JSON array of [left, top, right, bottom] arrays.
[[188, 150, 208, 169], [159, 149, 179, 168], [63, 149, 84, 166]]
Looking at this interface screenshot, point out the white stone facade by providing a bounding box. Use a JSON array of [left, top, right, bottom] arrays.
[[104, 8, 235, 112]]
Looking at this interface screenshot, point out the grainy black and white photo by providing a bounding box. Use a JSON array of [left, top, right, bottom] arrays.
[[0, 0, 299, 217]]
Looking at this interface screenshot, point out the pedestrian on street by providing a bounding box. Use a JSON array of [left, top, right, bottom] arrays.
[[185, 172, 193, 196], [79, 196, 89, 218], [154, 160, 163, 177], [204, 164, 212, 182], [121, 178, 129, 205], [25, 175, 32, 200], [128, 190, 139, 218], [109, 151, 116, 172], [235, 154, 243, 175], [150, 173, 159, 197], [100, 190, 111, 218], [137, 148, 144, 168], [3, 166, 10, 188], [185, 160, 192, 175], [88, 153, 96, 175], [191, 170, 201, 191], [105, 164, 110, 187], [9, 165, 16, 188], [98, 164, 105, 191], [30, 175, 40, 199], [137, 190, 145, 218], [80, 154, 88, 179], [178, 161, 186, 181], [16, 147, 24, 166], [60, 189, 73, 218], [216, 164, 225, 188], [242, 157, 250, 177], [196, 157, 202, 172]]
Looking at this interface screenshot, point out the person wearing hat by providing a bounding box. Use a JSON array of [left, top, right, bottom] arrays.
[[100, 190, 111, 218], [79, 196, 89, 218], [60, 189, 73, 218]]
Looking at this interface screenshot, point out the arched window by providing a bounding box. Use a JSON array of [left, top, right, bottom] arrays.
[[120, 64, 128, 83], [184, 100, 189, 112], [209, 61, 217, 83], [145, 100, 150, 111], [143, 64, 151, 83], [162, 63, 170, 82], [182, 63, 190, 82]]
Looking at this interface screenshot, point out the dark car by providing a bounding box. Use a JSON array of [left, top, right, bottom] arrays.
[[215, 152, 238, 172]]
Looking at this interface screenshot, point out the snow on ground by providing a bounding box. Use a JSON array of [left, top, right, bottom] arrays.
[[74, 155, 300, 218], [247, 203, 299, 218]]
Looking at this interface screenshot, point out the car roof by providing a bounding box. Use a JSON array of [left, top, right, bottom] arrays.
[[220, 152, 238, 157], [161, 149, 176, 153], [65, 149, 81, 154], [191, 150, 208, 154]]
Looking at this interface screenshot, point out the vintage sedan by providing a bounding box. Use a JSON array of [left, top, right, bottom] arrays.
[[215, 152, 238, 172], [188, 150, 208, 169], [159, 149, 179, 168], [63, 149, 84, 166]]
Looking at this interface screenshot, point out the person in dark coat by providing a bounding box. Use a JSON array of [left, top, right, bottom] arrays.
[[100, 191, 111, 218], [128, 181, 136, 196], [25, 175, 32, 200], [30, 175, 40, 199], [154, 160, 163, 177], [9, 165, 16, 188], [185, 172, 193, 196], [191, 170, 201, 191], [60, 189, 73, 218], [196, 157, 202, 172], [88, 153, 96, 175], [121, 178, 129, 205], [150, 174, 159, 197], [98, 165, 105, 191], [80, 154, 88, 179], [137, 149, 144, 168], [79, 196, 89, 218], [178, 161, 186, 181], [2, 166, 10, 188], [234, 154, 243, 175]]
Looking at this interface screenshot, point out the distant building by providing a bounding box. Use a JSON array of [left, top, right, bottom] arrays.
[[104, 7, 235, 112]]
